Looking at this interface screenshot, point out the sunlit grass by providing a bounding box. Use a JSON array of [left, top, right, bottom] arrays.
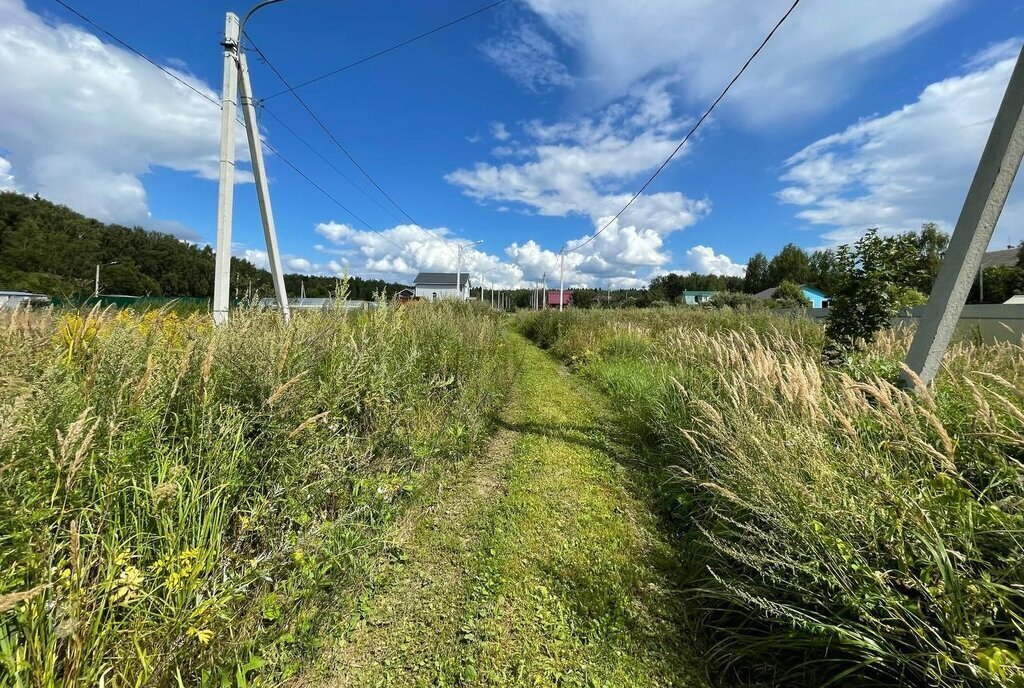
[[0, 301, 516, 686], [516, 307, 1024, 687]]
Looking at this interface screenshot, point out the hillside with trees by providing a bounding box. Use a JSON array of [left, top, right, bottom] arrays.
[[0, 192, 409, 300]]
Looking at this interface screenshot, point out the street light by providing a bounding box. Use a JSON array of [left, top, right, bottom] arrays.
[[95, 261, 118, 298], [455, 240, 483, 300]]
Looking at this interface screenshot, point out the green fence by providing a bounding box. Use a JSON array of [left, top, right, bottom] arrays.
[[52, 296, 213, 311]]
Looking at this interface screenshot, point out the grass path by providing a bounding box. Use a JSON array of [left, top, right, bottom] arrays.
[[310, 335, 702, 687]]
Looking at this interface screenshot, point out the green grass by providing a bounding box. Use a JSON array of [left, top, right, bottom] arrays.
[[0, 301, 515, 687], [311, 336, 703, 687], [516, 308, 1024, 687]]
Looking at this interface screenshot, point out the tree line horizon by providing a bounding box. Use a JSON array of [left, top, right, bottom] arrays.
[[2, 192, 1022, 306]]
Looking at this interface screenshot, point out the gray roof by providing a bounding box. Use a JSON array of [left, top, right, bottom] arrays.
[[982, 248, 1020, 268], [413, 272, 470, 287]]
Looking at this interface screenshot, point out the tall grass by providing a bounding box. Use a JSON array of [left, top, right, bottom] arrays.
[[0, 301, 516, 686], [516, 308, 1024, 687]]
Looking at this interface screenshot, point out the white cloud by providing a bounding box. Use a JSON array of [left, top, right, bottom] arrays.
[[447, 82, 709, 285], [684, 245, 746, 276], [0, 0, 250, 239], [779, 42, 1023, 246], [480, 21, 574, 93], [0, 154, 16, 191], [519, 0, 961, 123], [490, 122, 511, 141], [287, 258, 312, 272]]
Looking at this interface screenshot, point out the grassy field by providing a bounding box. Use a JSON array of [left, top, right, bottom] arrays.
[[0, 302, 515, 686], [308, 335, 703, 687], [516, 308, 1024, 687]]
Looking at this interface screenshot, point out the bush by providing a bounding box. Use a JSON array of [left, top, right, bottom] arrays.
[[770, 280, 812, 309]]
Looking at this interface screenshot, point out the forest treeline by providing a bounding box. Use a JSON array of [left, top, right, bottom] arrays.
[[0, 192, 408, 300]]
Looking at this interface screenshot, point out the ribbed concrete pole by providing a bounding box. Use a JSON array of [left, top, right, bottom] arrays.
[[558, 251, 565, 312], [238, 50, 291, 323], [213, 13, 240, 325], [903, 45, 1024, 385]]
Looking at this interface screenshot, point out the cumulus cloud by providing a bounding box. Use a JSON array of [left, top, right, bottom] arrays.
[[314, 221, 531, 288], [779, 41, 1023, 246], [0, 0, 249, 239], [0, 154, 15, 191], [480, 21, 574, 93], [446, 82, 709, 284], [519, 0, 960, 123], [684, 245, 746, 277], [490, 122, 511, 141]]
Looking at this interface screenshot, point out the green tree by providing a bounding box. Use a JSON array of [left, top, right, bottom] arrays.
[[808, 249, 844, 295], [743, 252, 770, 293], [768, 244, 811, 286], [912, 222, 949, 293], [825, 229, 922, 357]]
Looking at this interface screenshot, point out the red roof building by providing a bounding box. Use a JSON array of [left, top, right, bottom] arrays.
[[546, 290, 572, 308]]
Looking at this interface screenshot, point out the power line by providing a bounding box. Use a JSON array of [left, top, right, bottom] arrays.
[[245, 33, 456, 255], [50, 0, 412, 258], [567, 0, 802, 254], [259, 105, 406, 226], [51, 0, 220, 109], [260, 0, 508, 101]]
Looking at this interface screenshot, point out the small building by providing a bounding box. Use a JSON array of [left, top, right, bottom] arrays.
[[395, 287, 416, 303], [414, 273, 471, 301], [682, 290, 716, 305], [754, 284, 831, 308], [546, 290, 572, 308], [0, 291, 51, 310]]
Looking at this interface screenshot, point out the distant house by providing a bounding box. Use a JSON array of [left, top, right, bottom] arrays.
[[682, 290, 716, 305], [395, 287, 416, 303], [982, 248, 1020, 268], [546, 290, 572, 308], [0, 291, 51, 310], [755, 284, 831, 308], [414, 273, 471, 301]]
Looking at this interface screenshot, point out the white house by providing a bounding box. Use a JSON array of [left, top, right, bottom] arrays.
[[414, 273, 471, 301]]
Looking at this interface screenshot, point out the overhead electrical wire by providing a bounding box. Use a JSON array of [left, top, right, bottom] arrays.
[[49, 0, 414, 258], [260, 0, 509, 101], [52, 0, 221, 109], [566, 0, 803, 255], [245, 33, 457, 255], [258, 105, 406, 226]]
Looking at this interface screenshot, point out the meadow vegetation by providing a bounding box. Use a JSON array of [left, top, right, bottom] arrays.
[[517, 307, 1024, 687], [0, 301, 515, 686]]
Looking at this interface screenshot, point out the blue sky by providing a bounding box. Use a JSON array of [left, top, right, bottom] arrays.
[[0, 0, 1022, 288]]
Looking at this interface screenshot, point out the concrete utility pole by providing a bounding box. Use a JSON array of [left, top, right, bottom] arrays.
[[213, 5, 291, 325], [558, 250, 565, 312], [94, 261, 117, 298], [903, 45, 1024, 386]]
